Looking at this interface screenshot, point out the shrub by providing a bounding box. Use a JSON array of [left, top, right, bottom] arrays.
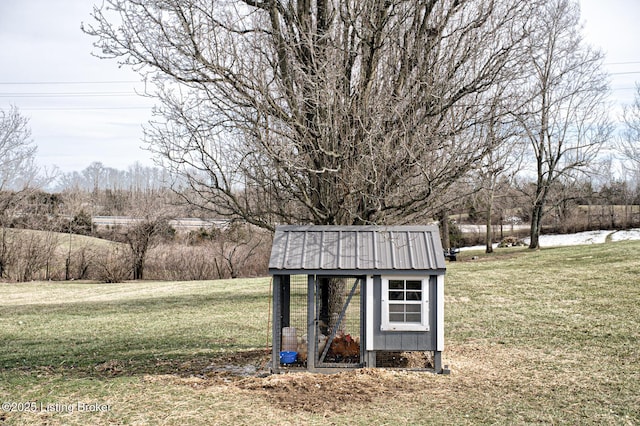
[[93, 246, 131, 283], [498, 236, 526, 248], [145, 244, 218, 281], [0, 229, 58, 282]]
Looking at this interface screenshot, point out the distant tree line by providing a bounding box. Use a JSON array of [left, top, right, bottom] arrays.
[[0, 189, 270, 283], [55, 161, 172, 195], [0, 158, 271, 282], [1, 158, 639, 283]]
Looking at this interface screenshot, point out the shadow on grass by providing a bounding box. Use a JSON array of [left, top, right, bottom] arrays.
[[0, 291, 267, 315], [2, 342, 272, 380], [0, 292, 272, 380], [2, 348, 272, 384], [92, 348, 271, 378]]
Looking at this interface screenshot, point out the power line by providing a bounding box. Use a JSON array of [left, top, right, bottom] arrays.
[[605, 61, 640, 66], [0, 80, 140, 85], [609, 71, 640, 76], [18, 106, 151, 111], [0, 92, 139, 98]]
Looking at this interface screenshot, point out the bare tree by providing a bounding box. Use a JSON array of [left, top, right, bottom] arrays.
[[16, 231, 59, 282], [83, 162, 106, 194], [473, 89, 526, 253], [0, 106, 39, 193], [124, 218, 169, 280], [515, 0, 612, 249], [94, 244, 131, 283], [115, 194, 175, 280], [0, 106, 44, 278], [0, 106, 41, 225], [85, 0, 538, 229], [618, 84, 640, 189], [210, 223, 269, 279]]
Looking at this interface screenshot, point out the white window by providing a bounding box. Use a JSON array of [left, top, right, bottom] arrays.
[[381, 277, 429, 331]]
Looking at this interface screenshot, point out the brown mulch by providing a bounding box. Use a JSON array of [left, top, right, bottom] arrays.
[[236, 368, 428, 414], [142, 350, 442, 415]]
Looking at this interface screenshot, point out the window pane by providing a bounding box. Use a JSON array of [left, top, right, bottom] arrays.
[[389, 280, 404, 290], [389, 291, 404, 301], [383, 278, 428, 328], [406, 313, 421, 322], [389, 304, 404, 313], [406, 291, 421, 301], [406, 280, 422, 290], [389, 313, 404, 322]]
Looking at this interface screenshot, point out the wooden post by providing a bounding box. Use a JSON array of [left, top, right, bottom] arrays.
[[436, 275, 445, 374], [319, 277, 329, 331], [434, 351, 442, 373], [281, 275, 290, 328], [365, 351, 377, 368], [360, 276, 366, 366], [307, 275, 316, 371], [271, 275, 282, 373]]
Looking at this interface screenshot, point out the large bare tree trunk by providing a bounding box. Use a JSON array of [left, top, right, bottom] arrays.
[[439, 210, 451, 251], [485, 190, 494, 253], [529, 202, 544, 249], [327, 278, 346, 333], [319, 277, 347, 334]]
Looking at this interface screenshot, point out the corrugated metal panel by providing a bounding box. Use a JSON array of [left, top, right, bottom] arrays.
[[340, 231, 357, 270], [269, 225, 446, 274], [322, 230, 339, 269], [303, 231, 322, 270]]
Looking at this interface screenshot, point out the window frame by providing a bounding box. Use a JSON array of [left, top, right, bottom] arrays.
[[380, 276, 430, 332]]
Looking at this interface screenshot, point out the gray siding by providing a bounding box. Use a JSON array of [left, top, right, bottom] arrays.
[[371, 275, 438, 351]]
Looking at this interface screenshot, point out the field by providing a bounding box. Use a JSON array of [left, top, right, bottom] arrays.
[[1, 241, 639, 425]]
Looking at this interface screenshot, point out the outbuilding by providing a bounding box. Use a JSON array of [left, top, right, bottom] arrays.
[[268, 225, 447, 373]]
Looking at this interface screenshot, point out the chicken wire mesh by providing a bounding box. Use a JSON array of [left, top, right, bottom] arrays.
[[314, 276, 362, 367], [278, 275, 362, 368], [375, 351, 435, 369]]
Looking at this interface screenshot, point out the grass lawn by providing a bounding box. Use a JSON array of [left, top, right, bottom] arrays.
[[1, 241, 639, 425]]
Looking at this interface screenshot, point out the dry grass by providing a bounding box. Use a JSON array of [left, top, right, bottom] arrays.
[[1, 241, 639, 425]]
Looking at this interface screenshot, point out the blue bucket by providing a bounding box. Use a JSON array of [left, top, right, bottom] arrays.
[[279, 351, 297, 364]]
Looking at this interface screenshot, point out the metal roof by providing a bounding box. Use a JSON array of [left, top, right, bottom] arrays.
[[269, 225, 446, 276]]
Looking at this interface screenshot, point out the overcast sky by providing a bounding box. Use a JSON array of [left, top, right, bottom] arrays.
[[1, 0, 639, 174]]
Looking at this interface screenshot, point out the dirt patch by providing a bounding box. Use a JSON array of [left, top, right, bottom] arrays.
[[150, 364, 437, 415], [375, 351, 434, 368], [141, 345, 546, 415], [239, 370, 375, 413], [136, 348, 452, 414], [139, 342, 593, 420], [172, 349, 440, 414], [242, 368, 434, 414]]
